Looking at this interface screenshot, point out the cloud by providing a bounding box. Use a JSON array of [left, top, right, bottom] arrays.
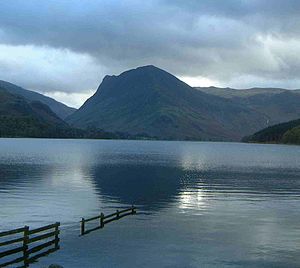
[[0, 44, 105, 92], [1, 0, 300, 107], [179, 76, 220, 88], [44, 91, 95, 108]]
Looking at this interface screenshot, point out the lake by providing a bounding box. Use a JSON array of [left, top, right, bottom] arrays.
[[0, 139, 300, 267]]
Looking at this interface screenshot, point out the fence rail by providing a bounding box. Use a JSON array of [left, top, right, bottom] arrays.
[[1, 205, 137, 266], [81, 206, 137, 235], [0, 222, 60, 267], [0, 227, 27, 238]]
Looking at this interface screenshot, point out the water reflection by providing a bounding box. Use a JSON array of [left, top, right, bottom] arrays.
[[0, 163, 100, 228], [1, 139, 300, 267], [1, 149, 300, 229], [89, 164, 185, 211]]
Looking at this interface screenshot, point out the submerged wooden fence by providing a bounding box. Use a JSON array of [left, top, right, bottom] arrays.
[[0, 206, 137, 266], [0, 222, 60, 267], [80, 206, 137, 235]]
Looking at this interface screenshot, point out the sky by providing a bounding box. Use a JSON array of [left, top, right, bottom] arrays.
[[1, 0, 300, 108]]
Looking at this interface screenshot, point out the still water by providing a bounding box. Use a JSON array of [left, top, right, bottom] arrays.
[[0, 139, 300, 267]]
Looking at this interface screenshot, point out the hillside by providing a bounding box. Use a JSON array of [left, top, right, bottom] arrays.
[[0, 87, 72, 137], [195, 86, 300, 98], [196, 87, 300, 126], [0, 80, 76, 119], [0, 87, 157, 139], [243, 118, 300, 144], [67, 65, 270, 141], [282, 126, 300, 144]]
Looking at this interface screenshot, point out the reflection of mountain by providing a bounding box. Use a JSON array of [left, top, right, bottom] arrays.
[[1, 139, 299, 219], [89, 164, 185, 211], [89, 163, 300, 212]]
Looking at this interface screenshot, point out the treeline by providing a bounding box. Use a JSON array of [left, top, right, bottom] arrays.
[[243, 118, 300, 145], [282, 126, 300, 144], [0, 116, 157, 140]]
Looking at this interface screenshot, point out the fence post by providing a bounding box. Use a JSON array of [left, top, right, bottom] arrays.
[[116, 210, 120, 219], [23, 226, 29, 267], [131, 205, 135, 214], [100, 213, 104, 228], [81, 218, 85, 236], [55, 222, 60, 249]]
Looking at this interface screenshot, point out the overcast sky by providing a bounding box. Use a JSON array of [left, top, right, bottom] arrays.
[[1, 0, 300, 107]]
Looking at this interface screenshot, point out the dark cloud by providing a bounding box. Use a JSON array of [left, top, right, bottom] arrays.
[[0, 0, 300, 106]]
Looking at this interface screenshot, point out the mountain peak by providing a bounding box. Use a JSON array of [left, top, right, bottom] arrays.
[[131, 65, 160, 71], [118, 65, 166, 77], [99, 65, 166, 86], [135, 65, 160, 71], [91, 65, 184, 100]]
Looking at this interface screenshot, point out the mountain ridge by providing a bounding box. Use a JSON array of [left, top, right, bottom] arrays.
[[0, 87, 71, 137], [1, 65, 300, 141], [195, 86, 300, 99], [0, 80, 76, 119], [67, 65, 275, 141]]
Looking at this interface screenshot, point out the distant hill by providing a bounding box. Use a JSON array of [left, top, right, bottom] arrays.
[[0, 87, 72, 137], [196, 86, 300, 126], [67, 65, 272, 141], [243, 118, 300, 144], [195, 86, 300, 98], [0, 80, 76, 119]]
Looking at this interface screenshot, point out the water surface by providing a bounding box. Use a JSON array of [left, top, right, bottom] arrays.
[[0, 139, 300, 267]]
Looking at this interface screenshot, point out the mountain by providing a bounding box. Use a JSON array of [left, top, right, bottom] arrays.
[[3, 66, 300, 141], [196, 87, 300, 126], [0, 86, 156, 139], [0, 87, 72, 137], [67, 65, 273, 141], [0, 80, 76, 119], [243, 118, 300, 144], [195, 86, 300, 98]]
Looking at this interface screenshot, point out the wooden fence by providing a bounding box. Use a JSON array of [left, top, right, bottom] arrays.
[[0, 206, 136, 266], [0, 222, 60, 267], [80, 206, 137, 235]]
